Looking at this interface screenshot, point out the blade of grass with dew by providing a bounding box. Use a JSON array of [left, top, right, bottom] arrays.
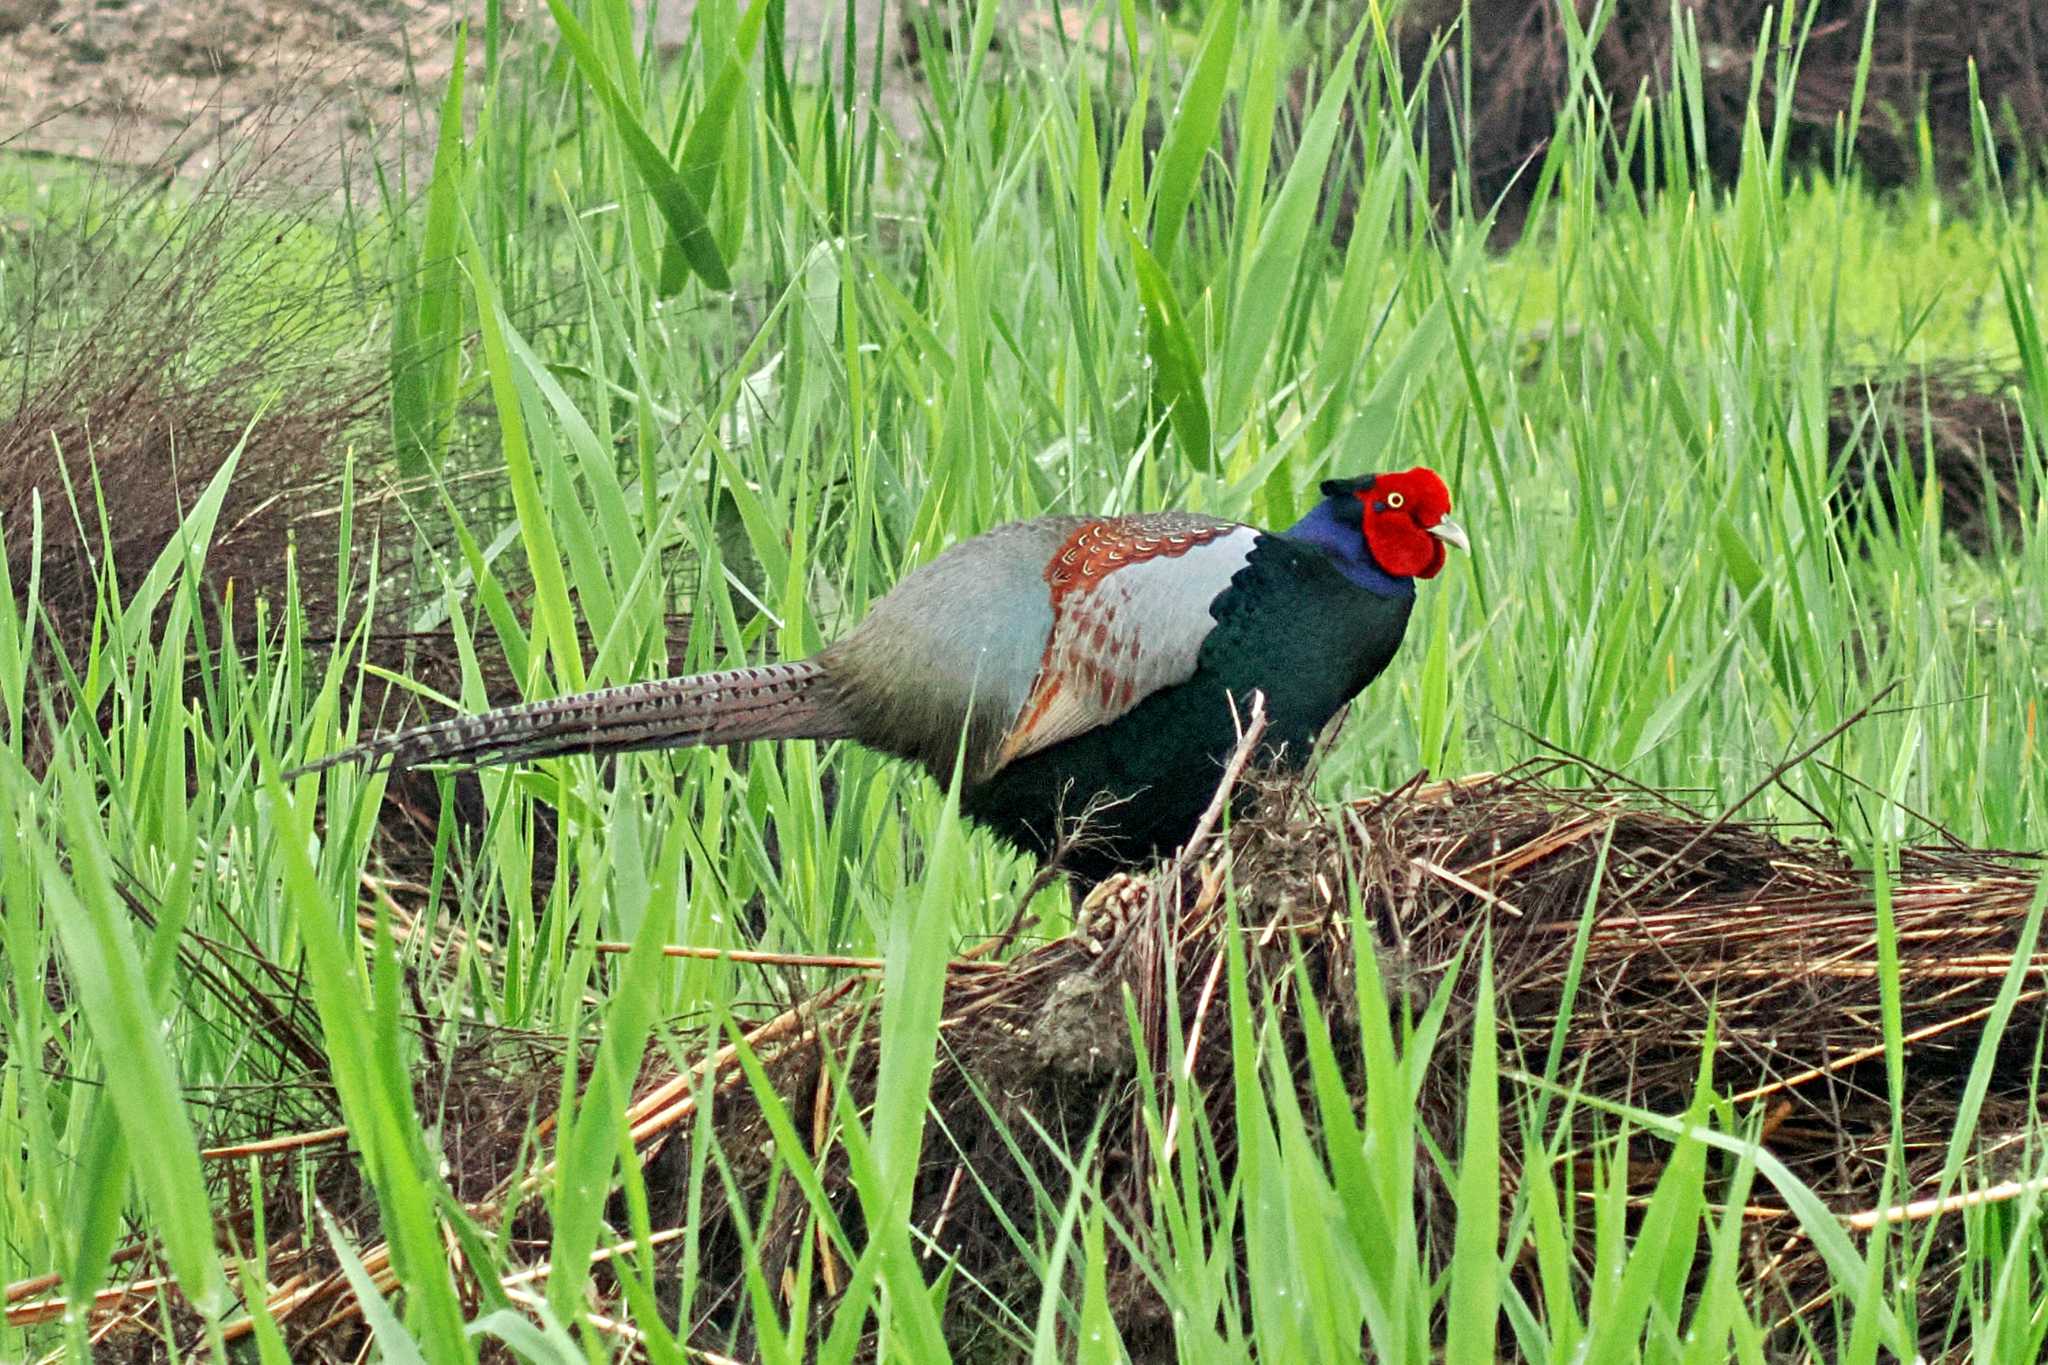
[[462, 218, 586, 694], [469, 1304, 585, 1364], [663, 0, 769, 292], [1128, 226, 1213, 470], [1293, 951, 1405, 1354], [545, 801, 680, 1322], [477, 277, 656, 643], [809, 791, 970, 1358], [1519, 1122, 1583, 1359], [544, 0, 730, 292], [1027, 1131, 1098, 1365], [1076, 1199, 1126, 1364], [871, 789, 964, 1220], [1444, 943, 1501, 1365], [24, 751, 228, 1331], [1679, 1113, 1765, 1365], [1266, 984, 1375, 1360], [234, 1258, 296, 1365], [320, 1205, 434, 1365], [725, 1012, 862, 1362], [260, 754, 473, 1358], [391, 22, 469, 478], [1214, 16, 1367, 439], [1148, 0, 1238, 272]]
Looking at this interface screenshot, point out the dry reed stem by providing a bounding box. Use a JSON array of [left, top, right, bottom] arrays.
[[201, 1124, 350, 1160], [1845, 1174, 2048, 1232]]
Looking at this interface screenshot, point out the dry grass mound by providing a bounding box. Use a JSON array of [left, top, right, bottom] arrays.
[[668, 766, 2043, 1358], [26, 760, 2040, 1360], [0, 136, 393, 748], [0, 130, 693, 863]]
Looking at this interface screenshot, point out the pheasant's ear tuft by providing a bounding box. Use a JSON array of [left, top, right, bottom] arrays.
[[1319, 474, 1376, 499]]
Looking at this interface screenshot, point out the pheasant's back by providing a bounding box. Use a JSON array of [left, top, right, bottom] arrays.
[[822, 516, 1087, 778], [824, 510, 1270, 781]]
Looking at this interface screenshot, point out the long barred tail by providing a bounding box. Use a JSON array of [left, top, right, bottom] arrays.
[[288, 660, 852, 778]]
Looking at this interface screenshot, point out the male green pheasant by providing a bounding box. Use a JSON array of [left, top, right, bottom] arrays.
[[297, 468, 1466, 879]]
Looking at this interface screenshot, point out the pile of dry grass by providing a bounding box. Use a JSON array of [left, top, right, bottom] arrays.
[[23, 750, 2040, 1360], [0, 131, 395, 751], [1, 1016, 574, 1359], [0, 124, 696, 878], [668, 764, 2044, 1358]]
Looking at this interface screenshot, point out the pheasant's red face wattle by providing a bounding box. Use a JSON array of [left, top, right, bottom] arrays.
[[1356, 466, 1461, 579]]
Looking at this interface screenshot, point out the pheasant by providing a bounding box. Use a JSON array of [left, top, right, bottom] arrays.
[[298, 468, 1466, 879]]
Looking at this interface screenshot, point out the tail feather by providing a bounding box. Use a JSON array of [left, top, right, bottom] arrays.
[[289, 660, 851, 778]]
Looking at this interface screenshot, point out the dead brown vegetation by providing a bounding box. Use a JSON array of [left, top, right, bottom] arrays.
[[0, 130, 394, 752], [19, 760, 2041, 1360], [1830, 366, 2039, 554], [0, 124, 698, 815], [1392, 0, 2048, 228], [660, 765, 2044, 1360]]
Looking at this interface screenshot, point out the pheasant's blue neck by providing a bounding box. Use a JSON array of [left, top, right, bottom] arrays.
[[1282, 498, 1415, 599]]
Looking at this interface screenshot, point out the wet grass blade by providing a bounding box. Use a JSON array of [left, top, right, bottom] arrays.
[[1149, 0, 1238, 270], [391, 23, 469, 477], [546, 0, 730, 292], [1444, 946, 1500, 1365], [662, 0, 769, 292], [27, 757, 229, 1326], [1129, 227, 1213, 469]]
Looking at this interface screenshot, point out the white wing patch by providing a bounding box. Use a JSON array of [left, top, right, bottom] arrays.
[[992, 523, 1256, 769]]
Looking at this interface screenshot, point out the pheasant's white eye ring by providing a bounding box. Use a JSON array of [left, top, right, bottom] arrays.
[[1385, 492, 1405, 509]]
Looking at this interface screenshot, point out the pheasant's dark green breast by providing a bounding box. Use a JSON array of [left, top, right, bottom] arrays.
[[960, 534, 1414, 879]]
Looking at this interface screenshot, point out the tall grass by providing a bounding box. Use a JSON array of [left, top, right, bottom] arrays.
[[3, 0, 2046, 1358]]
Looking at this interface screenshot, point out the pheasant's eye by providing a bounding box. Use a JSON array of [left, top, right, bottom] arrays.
[[1385, 492, 1405, 510]]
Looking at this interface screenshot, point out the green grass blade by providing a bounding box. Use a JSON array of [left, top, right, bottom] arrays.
[[320, 1206, 434, 1365], [1444, 946, 1501, 1365], [28, 755, 229, 1322], [1149, 0, 1239, 270], [661, 0, 769, 292], [391, 22, 470, 477], [1215, 17, 1368, 437], [546, 807, 680, 1321], [1128, 227, 1214, 469], [463, 218, 587, 693], [546, 0, 731, 292]]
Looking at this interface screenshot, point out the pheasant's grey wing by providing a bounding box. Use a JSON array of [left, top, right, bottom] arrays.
[[821, 516, 1086, 779], [989, 514, 1256, 770]]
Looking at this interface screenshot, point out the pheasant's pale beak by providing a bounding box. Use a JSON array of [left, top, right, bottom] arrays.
[[1428, 518, 1470, 553]]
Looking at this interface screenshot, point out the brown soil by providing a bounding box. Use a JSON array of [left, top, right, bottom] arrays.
[[0, 0, 923, 187], [0, 0, 508, 185], [1832, 367, 2038, 555]]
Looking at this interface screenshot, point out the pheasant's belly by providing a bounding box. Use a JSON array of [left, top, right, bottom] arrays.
[[960, 679, 1324, 879]]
